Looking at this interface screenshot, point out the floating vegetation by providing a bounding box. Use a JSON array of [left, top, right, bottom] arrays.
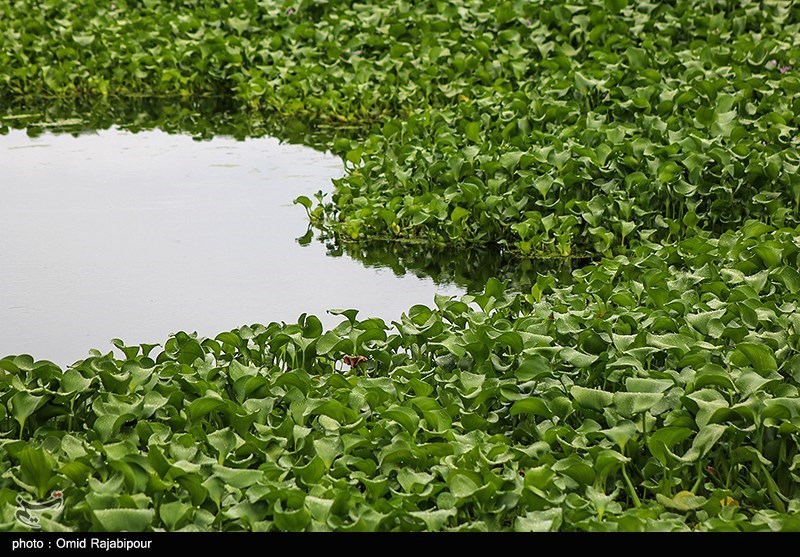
[[2, 0, 800, 532]]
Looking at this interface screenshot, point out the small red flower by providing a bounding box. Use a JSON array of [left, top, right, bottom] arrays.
[[52, 491, 63, 499]]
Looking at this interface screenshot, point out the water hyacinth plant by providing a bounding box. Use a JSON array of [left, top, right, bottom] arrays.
[[2, 0, 800, 532]]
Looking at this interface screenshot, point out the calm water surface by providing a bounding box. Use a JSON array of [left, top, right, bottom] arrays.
[[0, 128, 466, 365]]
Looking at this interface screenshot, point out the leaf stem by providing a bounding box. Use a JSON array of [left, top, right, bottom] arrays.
[[690, 462, 703, 494], [621, 464, 641, 507], [758, 462, 787, 514]]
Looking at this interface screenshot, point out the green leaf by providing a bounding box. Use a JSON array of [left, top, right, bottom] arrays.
[[711, 110, 737, 138], [515, 508, 563, 532], [499, 151, 524, 171], [93, 509, 154, 532], [60, 461, 92, 486], [18, 446, 55, 499], [73, 34, 96, 46], [397, 468, 435, 493], [560, 348, 599, 368], [733, 446, 772, 467], [433, 335, 467, 358], [223, 501, 267, 528], [515, 356, 552, 380], [613, 392, 663, 417], [159, 500, 193, 531], [448, 472, 481, 499], [681, 425, 728, 462], [60, 369, 92, 393], [776, 267, 800, 294], [604, 0, 628, 13], [552, 455, 596, 485], [464, 122, 481, 142], [495, 331, 523, 353], [422, 409, 452, 433], [693, 364, 735, 391], [274, 503, 311, 532], [293, 195, 313, 210], [207, 428, 237, 463], [187, 395, 228, 421], [735, 372, 775, 397], [409, 508, 456, 531], [571, 386, 614, 411], [296, 456, 326, 485], [313, 436, 342, 468], [625, 378, 673, 393], [734, 343, 778, 375], [648, 427, 693, 466], [215, 332, 243, 349], [603, 421, 637, 450], [316, 331, 352, 355], [345, 148, 363, 165], [656, 491, 707, 512], [211, 466, 264, 489], [451, 206, 469, 224], [10, 392, 44, 430], [510, 398, 552, 419]]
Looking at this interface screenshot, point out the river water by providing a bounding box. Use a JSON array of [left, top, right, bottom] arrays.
[[0, 128, 468, 365]]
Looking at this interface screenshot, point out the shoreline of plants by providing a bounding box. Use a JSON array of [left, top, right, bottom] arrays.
[[2, 0, 800, 531], [2, 0, 798, 254]]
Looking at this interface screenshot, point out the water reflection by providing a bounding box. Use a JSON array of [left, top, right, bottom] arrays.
[[318, 233, 579, 294], [0, 96, 356, 148]]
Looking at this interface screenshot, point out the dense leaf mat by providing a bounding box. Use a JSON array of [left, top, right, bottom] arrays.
[[2, 224, 800, 531]]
